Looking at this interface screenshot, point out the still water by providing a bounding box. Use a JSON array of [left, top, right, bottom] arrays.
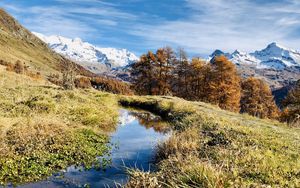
[[16, 109, 169, 188]]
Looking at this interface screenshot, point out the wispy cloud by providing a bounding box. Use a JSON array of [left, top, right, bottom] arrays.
[[0, 1, 136, 40], [1, 0, 300, 56], [129, 0, 300, 55]]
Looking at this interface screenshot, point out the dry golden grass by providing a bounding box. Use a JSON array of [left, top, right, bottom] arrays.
[[0, 67, 119, 185], [120, 96, 300, 187]]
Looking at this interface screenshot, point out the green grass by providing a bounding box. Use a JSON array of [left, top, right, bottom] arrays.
[[0, 67, 119, 185], [120, 95, 300, 187]]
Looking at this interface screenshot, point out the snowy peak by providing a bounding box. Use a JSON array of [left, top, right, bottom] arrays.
[[33, 32, 138, 69], [251, 42, 300, 68], [210, 42, 300, 70]]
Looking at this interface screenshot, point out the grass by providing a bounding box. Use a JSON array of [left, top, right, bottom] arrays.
[[1, 64, 299, 187], [120, 95, 300, 187], [0, 66, 119, 185]]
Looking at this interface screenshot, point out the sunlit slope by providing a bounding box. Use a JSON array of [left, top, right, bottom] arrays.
[[120, 96, 300, 187], [0, 9, 93, 76]]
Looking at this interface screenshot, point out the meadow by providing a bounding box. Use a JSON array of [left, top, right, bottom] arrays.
[[0, 65, 299, 187]]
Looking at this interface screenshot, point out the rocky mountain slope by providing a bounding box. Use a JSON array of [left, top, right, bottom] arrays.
[[33, 32, 138, 74], [210, 43, 300, 89]]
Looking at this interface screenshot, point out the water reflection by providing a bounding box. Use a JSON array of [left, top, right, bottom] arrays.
[[129, 111, 170, 134], [16, 109, 170, 188]]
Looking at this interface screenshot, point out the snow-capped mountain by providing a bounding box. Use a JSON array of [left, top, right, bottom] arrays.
[[33, 32, 138, 72], [210, 42, 300, 70], [209, 43, 300, 89]]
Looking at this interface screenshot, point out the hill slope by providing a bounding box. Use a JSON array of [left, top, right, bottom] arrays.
[[0, 9, 93, 76]]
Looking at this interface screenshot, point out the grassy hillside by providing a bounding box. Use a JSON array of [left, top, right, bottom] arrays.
[[0, 65, 118, 185], [120, 96, 300, 187], [0, 9, 94, 77]]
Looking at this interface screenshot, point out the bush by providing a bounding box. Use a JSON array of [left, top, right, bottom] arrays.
[[47, 73, 62, 86], [91, 77, 133, 95], [14, 60, 25, 74], [75, 77, 91, 89]]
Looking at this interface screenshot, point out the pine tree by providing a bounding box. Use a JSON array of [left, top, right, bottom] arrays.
[[281, 80, 300, 124], [207, 56, 241, 112], [241, 77, 279, 119]]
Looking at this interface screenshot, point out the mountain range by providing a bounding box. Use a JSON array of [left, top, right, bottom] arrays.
[[210, 42, 300, 70], [33, 32, 138, 74], [210, 43, 300, 89]]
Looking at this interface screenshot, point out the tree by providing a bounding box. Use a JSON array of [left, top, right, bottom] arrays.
[[62, 61, 76, 90], [153, 47, 176, 95], [174, 48, 190, 98], [207, 56, 241, 112], [241, 77, 279, 119], [132, 48, 176, 96], [281, 80, 300, 125], [132, 51, 156, 95], [190, 58, 212, 101]]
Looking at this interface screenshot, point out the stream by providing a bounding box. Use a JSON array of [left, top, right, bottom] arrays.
[[16, 109, 170, 188]]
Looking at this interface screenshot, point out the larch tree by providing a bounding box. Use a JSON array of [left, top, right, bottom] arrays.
[[153, 48, 173, 95], [189, 58, 209, 101], [174, 48, 190, 98], [132, 51, 156, 95], [281, 80, 300, 124], [241, 77, 279, 119], [62, 61, 77, 90], [207, 56, 241, 112]]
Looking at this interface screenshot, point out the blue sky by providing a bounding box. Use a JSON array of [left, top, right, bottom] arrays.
[[1, 0, 300, 56]]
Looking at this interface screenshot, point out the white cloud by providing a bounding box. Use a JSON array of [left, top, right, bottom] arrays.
[[0, 2, 136, 39], [1, 0, 300, 55], [129, 0, 300, 54]]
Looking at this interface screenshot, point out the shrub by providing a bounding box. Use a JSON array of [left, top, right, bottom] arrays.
[[14, 60, 25, 74], [5, 62, 14, 72], [75, 77, 91, 89], [26, 71, 42, 80], [47, 73, 62, 86], [91, 76, 133, 95]]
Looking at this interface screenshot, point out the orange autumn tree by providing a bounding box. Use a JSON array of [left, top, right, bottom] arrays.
[[188, 58, 210, 101], [174, 48, 190, 98], [132, 51, 156, 95], [207, 56, 241, 112], [153, 47, 176, 95], [281, 80, 300, 125], [241, 77, 279, 119]]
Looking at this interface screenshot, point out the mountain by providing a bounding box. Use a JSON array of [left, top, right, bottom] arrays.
[[0, 9, 92, 76], [210, 43, 300, 89], [211, 42, 300, 69], [33, 32, 138, 74]]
